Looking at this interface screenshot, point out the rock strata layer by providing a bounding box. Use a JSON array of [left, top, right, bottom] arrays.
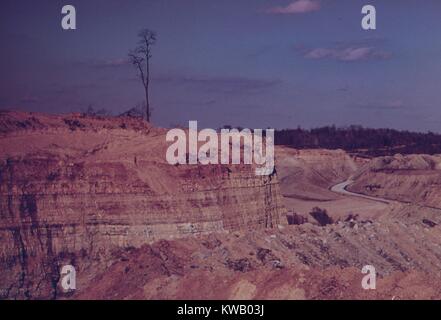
[[0, 111, 286, 299]]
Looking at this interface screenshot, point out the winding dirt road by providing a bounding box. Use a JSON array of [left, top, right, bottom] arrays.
[[330, 179, 391, 204]]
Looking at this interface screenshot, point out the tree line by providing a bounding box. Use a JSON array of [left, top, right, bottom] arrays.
[[274, 125, 441, 156]]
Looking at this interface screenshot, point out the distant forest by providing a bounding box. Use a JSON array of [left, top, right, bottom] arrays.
[[274, 125, 441, 157]]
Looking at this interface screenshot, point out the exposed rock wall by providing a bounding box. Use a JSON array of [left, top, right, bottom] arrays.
[[0, 111, 286, 299], [275, 147, 359, 201], [75, 204, 441, 300], [349, 154, 441, 208]]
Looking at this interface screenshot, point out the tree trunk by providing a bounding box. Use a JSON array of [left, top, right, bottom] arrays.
[[145, 85, 150, 122], [145, 55, 150, 122]]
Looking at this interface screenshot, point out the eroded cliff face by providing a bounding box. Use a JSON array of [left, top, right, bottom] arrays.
[[349, 154, 441, 208], [275, 147, 360, 201], [75, 203, 441, 300], [0, 111, 286, 299]]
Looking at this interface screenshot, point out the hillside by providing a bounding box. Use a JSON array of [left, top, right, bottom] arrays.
[[0, 111, 286, 299], [349, 154, 441, 208]]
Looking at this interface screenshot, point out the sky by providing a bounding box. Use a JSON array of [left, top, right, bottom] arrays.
[[1, 0, 441, 132]]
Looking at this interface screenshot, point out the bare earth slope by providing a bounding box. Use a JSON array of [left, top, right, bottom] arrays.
[[76, 204, 441, 300], [2, 111, 441, 300], [276, 147, 389, 221], [275, 147, 358, 201], [77, 148, 441, 300], [0, 111, 286, 299], [349, 154, 441, 208]]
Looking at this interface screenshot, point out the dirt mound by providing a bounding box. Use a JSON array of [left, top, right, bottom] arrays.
[[276, 147, 358, 201], [0, 110, 154, 134], [274, 147, 385, 221], [363, 154, 438, 172], [350, 154, 441, 207], [75, 210, 441, 300]]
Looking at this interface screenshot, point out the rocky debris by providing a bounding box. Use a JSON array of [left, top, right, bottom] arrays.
[[344, 213, 359, 222], [309, 207, 334, 226], [73, 215, 441, 299], [226, 258, 253, 272], [342, 214, 372, 229], [286, 212, 308, 225], [20, 202, 432, 300], [118, 107, 144, 119], [256, 248, 283, 269], [422, 219, 437, 228], [202, 234, 222, 249], [365, 184, 382, 191]]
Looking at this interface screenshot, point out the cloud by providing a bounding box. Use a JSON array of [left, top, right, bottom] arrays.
[[155, 74, 281, 95], [303, 46, 392, 62], [267, 0, 320, 14], [384, 100, 404, 109], [332, 37, 388, 48], [20, 95, 39, 103], [75, 58, 130, 69], [349, 100, 405, 111], [93, 58, 130, 68], [245, 45, 274, 59]]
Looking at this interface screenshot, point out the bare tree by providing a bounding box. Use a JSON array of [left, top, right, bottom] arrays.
[[128, 29, 157, 122]]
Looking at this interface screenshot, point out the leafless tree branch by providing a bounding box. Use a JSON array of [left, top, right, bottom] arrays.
[[128, 28, 157, 121]]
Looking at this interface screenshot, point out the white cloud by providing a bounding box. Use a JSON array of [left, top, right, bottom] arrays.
[[304, 47, 391, 62], [267, 0, 320, 14]]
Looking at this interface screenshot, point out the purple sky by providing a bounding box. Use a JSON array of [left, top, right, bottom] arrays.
[[1, 0, 441, 132]]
